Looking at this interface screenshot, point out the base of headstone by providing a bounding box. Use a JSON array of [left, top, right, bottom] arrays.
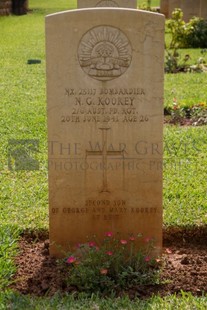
[[12, 0, 28, 15], [0, 0, 12, 15]]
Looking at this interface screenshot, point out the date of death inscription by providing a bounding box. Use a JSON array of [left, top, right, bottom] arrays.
[[51, 199, 157, 220], [62, 87, 148, 123]]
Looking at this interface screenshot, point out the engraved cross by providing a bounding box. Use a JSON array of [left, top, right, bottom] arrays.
[[86, 127, 124, 193]]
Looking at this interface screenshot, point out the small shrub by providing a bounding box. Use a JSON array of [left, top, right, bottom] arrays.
[[165, 49, 191, 73], [184, 18, 207, 48], [166, 8, 207, 49], [139, 0, 159, 12], [165, 12, 207, 74], [166, 9, 186, 49], [139, 1, 151, 11], [63, 232, 161, 294]]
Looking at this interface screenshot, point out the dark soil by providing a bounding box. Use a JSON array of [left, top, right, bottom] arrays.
[[10, 226, 207, 298], [164, 116, 206, 126]]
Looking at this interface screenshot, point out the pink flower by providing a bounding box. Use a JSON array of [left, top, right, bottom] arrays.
[[67, 256, 76, 264], [120, 239, 127, 245], [106, 251, 113, 256], [88, 241, 96, 248], [144, 237, 151, 243], [165, 248, 172, 254], [129, 236, 135, 241], [100, 268, 108, 275], [105, 231, 113, 237], [144, 256, 151, 262]]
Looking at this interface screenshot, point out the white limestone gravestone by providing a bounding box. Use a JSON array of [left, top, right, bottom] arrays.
[[46, 8, 165, 257]]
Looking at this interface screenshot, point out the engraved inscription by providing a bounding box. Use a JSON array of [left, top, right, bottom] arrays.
[[85, 199, 126, 207], [78, 26, 132, 81], [96, 0, 119, 7], [65, 88, 145, 96], [86, 127, 124, 192], [63, 87, 147, 123], [51, 204, 158, 220]]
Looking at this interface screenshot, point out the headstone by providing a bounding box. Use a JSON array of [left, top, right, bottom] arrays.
[[77, 0, 137, 8], [200, 0, 207, 20], [0, 0, 12, 16], [160, 0, 207, 21], [12, 0, 28, 15], [46, 8, 164, 258], [160, 0, 169, 18], [169, 0, 198, 21]]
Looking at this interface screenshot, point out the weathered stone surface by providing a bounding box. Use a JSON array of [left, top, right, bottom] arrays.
[[46, 8, 164, 258]]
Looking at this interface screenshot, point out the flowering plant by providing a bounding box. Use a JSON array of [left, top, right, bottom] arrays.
[[64, 232, 161, 294]]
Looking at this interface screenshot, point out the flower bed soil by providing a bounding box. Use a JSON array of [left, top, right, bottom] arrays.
[[10, 226, 207, 298], [164, 116, 206, 126]]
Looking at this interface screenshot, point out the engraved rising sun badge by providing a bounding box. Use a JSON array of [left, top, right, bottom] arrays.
[[96, 0, 119, 7], [78, 26, 132, 81]]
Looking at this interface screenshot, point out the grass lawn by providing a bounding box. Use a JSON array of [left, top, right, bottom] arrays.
[[0, 0, 206, 308]]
